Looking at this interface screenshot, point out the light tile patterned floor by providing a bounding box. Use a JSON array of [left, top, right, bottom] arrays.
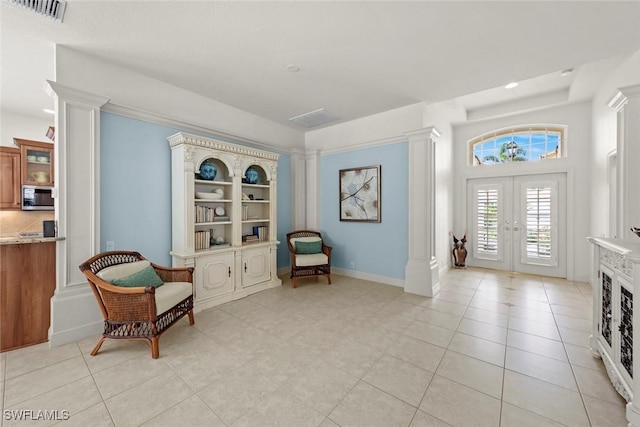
[[0, 268, 628, 426]]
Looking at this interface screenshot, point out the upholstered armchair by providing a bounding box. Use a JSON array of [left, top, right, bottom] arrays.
[[79, 251, 194, 359], [286, 230, 332, 288]]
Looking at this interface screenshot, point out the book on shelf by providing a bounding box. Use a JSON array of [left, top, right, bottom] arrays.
[[252, 226, 268, 241], [243, 234, 259, 243], [194, 230, 211, 250]]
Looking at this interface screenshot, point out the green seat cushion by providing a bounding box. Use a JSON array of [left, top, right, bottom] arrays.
[[295, 240, 322, 254], [111, 265, 164, 288]]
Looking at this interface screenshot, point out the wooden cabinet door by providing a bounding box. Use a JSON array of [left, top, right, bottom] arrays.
[[0, 148, 21, 210], [241, 246, 271, 287], [15, 139, 54, 186], [195, 252, 234, 301]]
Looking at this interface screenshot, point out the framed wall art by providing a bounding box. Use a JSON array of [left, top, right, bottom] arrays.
[[339, 165, 381, 222]]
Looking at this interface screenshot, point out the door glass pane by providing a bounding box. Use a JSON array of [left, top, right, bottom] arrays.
[[475, 188, 499, 256], [525, 185, 552, 259]]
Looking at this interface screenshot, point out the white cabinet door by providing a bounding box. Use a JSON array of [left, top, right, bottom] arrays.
[[241, 246, 271, 287], [195, 252, 234, 301]]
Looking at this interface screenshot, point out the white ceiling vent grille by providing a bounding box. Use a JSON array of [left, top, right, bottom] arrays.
[[5, 0, 66, 22], [289, 108, 340, 128]]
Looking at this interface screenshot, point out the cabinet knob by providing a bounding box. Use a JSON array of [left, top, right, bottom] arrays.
[[228, 266, 231, 277], [244, 263, 247, 273]]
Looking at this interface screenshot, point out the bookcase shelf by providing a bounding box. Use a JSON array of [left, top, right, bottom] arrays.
[[169, 132, 281, 311]]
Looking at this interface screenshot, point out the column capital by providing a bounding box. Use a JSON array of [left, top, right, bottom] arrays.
[[46, 80, 110, 107], [608, 84, 640, 112], [404, 126, 441, 142]]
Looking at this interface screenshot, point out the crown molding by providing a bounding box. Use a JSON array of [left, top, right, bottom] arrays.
[[168, 132, 279, 161], [101, 102, 298, 156]]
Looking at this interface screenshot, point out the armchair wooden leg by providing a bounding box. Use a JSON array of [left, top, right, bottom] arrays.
[[151, 337, 160, 359], [293, 277, 297, 288], [90, 337, 106, 356], [188, 310, 195, 325], [327, 274, 332, 285]]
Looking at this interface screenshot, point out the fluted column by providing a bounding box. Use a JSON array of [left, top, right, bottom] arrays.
[[404, 127, 440, 297], [608, 84, 640, 240]]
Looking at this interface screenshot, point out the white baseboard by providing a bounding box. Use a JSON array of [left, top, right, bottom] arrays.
[[277, 265, 404, 288], [331, 267, 405, 288], [49, 320, 103, 347]]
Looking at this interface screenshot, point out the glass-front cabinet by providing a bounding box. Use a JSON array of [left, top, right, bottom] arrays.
[[15, 139, 54, 186], [169, 132, 280, 311], [588, 237, 639, 410]]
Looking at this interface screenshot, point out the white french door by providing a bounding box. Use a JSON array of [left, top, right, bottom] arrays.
[[467, 173, 566, 277]]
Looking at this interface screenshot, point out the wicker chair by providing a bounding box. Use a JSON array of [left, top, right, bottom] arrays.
[[286, 230, 332, 288], [79, 251, 194, 359]]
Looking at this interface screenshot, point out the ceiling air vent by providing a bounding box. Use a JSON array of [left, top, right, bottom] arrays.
[[289, 108, 340, 128], [5, 0, 67, 22]]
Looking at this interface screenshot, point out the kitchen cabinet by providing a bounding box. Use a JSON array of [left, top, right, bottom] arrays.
[[0, 241, 56, 352], [0, 147, 21, 210], [14, 138, 54, 186]]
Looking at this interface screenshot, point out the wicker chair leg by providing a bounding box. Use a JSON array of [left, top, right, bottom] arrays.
[[327, 274, 332, 284], [188, 310, 195, 325], [90, 337, 106, 356], [293, 277, 297, 288], [150, 337, 160, 359]]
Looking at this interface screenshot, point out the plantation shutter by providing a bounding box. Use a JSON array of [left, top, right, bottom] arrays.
[[520, 181, 558, 267], [473, 184, 502, 261]]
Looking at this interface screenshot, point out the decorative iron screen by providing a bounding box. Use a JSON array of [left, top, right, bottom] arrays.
[[621, 286, 633, 378], [602, 272, 613, 346]]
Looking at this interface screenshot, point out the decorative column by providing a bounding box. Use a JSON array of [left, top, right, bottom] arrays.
[[608, 84, 640, 240], [305, 150, 320, 230], [46, 81, 110, 346], [290, 149, 307, 230], [404, 127, 440, 297]]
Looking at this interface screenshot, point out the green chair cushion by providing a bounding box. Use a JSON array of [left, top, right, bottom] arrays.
[[295, 240, 323, 254], [111, 265, 164, 288]]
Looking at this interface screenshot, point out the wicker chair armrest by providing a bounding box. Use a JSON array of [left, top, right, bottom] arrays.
[[322, 244, 332, 263], [151, 264, 194, 283], [86, 272, 157, 321]]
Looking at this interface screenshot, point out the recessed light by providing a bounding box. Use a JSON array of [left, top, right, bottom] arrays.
[[505, 82, 519, 89], [560, 68, 574, 77], [43, 108, 55, 114], [286, 64, 300, 72]]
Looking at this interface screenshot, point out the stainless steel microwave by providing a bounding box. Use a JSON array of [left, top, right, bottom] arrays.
[[22, 185, 54, 211]]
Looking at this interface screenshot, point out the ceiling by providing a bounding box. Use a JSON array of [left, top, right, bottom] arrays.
[[2, 1, 640, 130]]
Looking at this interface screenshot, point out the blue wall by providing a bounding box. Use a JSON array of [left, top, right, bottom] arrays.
[[100, 112, 292, 267], [320, 142, 409, 279], [101, 113, 179, 265]]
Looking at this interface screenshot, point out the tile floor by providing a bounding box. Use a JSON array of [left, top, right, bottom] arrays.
[[0, 268, 628, 426]]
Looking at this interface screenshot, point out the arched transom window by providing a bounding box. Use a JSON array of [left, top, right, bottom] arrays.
[[469, 126, 565, 166]]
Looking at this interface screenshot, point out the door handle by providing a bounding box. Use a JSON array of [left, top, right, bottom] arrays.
[[228, 266, 231, 277], [244, 263, 247, 273]]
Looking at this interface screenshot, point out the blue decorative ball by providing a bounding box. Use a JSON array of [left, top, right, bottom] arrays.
[[246, 167, 259, 184], [199, 160, 217, 180]]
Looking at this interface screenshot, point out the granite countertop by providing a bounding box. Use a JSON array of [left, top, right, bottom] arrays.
[[0, 235, 65, 245]]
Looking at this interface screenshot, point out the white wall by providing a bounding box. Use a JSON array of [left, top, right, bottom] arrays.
[[305, 103, 425, 152], [1, 110, 53, 147], [54, 46, 303, 151], [590, 50, 640, 238], [453, 102, 593, 282]]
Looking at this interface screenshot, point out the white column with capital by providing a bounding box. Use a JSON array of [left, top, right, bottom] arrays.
[[608, 84, 640, 240], [46, 81, 110, 346], [404, 127, 440, 297], [291, 149, 307, 230], [305, 150, 320, 230]]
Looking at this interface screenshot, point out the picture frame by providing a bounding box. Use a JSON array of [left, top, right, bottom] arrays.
[[339, 165, 381, 222]]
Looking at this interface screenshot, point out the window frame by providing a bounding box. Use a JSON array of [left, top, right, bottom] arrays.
[[468, 125, 565, 167]]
